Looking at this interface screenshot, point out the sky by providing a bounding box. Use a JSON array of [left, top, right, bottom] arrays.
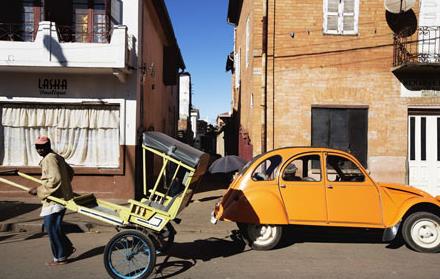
[[164, 0, 234, 124]]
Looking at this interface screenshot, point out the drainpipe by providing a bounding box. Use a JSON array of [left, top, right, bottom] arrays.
[[261, 0, 268, 154]]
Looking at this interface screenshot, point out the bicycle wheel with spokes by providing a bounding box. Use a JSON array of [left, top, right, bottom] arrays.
[[104, 229, 157, 279]]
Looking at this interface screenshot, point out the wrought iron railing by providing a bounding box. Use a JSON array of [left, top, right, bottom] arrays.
[[0, 22, 35, 42], [0, 20, 111, 43], [57, 20, 111, 43], [394, 26, 440, 66]]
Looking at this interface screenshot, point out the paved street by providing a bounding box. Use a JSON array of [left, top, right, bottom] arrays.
[[1, 187, 439, 278], [1, 226, 439, 278]]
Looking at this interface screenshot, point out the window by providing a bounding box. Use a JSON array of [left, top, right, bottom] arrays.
[[245, 16, 250, 68], [312, 107, 368, 167], [326, 155, 365, 182], [43, 0, 110, 43], [0, 103, 120, 168], [282, 155, 322, 182], [251, 155, 282, 181], [73, 0, 89, 42], [323, 0, 359, 35], [0, 1, 38, 42]]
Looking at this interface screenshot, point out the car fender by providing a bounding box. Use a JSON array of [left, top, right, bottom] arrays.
[[221, 187, 288, 225], [387, 197, 440, 227]]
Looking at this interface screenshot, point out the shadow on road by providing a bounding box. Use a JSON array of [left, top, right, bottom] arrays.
[[69, 245, 105, 263], [154, 258, 195, 279], [277, 226, 405, 250], [154, 233, 247, 278], [0, 201, 40, 221]]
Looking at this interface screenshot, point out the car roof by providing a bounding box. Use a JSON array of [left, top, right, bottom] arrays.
[[260, 146, 356, 158]]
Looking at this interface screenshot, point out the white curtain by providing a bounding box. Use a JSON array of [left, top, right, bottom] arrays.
[[1, 105, 120, 167]]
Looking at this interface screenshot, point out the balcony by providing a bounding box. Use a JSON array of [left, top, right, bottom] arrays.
[[393, 26, 440, 91], [0, 21, 131, 79]]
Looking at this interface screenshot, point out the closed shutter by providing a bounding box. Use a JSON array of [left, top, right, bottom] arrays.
[[323, 0, 359, 35], [342, 0, 357, 34], [234, 49, 241, 89], [324, 0, 339, 34]]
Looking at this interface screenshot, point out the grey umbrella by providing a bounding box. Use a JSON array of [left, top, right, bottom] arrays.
[[208, 155, 247, 174]]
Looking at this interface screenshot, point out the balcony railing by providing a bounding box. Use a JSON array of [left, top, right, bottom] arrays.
[[0, 19, 111, 43], [0, 22, 35, 42], [0, 21, 131, 76], [394, 26, 440, 66]]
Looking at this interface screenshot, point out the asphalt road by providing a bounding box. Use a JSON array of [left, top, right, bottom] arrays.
[[0, 227, 439, 279]]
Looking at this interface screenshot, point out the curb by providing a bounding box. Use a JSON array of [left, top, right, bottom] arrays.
[[0, 221, 104, 234]]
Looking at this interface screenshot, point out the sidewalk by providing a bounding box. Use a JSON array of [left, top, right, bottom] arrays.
[[0, 187, 235, 235]]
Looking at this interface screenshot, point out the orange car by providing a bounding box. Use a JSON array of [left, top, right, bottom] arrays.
[[211, 147, 440, 253]]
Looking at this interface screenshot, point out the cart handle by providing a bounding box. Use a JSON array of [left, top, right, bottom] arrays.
[[0, 169, 18, 175], [0, 177, 31, 192], [0, 170, 42, 191]]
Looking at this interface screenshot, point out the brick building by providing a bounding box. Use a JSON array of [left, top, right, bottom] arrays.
[[227, 0, 440, 196], [0, 0, 184, 199]]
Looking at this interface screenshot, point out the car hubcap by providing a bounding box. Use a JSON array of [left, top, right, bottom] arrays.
[[411, 218, 440, 249], [249, 225, 277, 246]]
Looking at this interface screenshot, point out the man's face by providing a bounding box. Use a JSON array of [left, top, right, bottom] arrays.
[[35, 144, 50, 157]]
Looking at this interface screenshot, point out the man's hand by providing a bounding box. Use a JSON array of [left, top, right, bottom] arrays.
[[28, 187, 38, 196]]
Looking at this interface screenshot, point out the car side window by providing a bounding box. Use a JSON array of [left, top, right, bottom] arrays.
[[282, 155, 322, 182], [252, 155, 282, 181], [326, 155, 365, 182]]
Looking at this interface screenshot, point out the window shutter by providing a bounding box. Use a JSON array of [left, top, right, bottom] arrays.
[[324, 0, 358, 35], [324, 0, 339, 34], [342, 0, 357, 34], [234, 49, 241, 89]]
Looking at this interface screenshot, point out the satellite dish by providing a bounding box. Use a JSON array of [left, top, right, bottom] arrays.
[[386, 9, 417, 37], [384, 0, 416, 14]]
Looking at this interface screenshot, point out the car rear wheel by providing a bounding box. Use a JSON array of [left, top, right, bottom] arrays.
[[402, 212, 440, 253], [239, 223, 282, 250]]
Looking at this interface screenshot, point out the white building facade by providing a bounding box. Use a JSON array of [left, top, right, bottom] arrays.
[[0, 0, 184, 199]]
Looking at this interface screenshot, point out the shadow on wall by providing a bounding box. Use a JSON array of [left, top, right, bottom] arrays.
[[43, 35, 68, 66]]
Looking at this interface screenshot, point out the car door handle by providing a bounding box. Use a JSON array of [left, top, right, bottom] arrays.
[[327, 184, 334, 189], [280, 184, 286, 188]]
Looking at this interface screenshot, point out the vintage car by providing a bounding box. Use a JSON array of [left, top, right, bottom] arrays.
[[212, 147, 440, 253]]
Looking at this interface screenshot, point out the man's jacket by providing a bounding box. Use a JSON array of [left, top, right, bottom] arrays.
[[37, 152, 74, 207]]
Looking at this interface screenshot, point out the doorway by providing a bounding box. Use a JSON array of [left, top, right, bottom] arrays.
[[408, 113, 440, 196]]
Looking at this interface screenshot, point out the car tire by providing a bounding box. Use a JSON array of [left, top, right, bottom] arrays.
[[238, 223, 282, 250], [402, 211, 440, 253]]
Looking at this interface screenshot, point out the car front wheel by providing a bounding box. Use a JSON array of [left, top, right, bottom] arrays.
[[402, 211, 440, 253], [239, 223, 282, 250]]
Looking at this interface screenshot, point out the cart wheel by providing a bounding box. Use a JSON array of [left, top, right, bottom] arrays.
[[104, 230, 156, 279], [156, 223, 176, 254]]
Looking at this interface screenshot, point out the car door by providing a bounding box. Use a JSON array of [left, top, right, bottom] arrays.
[[324, 152, 383, 227], [279, 153, 327, 224]]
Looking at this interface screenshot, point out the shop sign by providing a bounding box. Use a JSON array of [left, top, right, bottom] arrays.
[[38, 78, 68, 96]]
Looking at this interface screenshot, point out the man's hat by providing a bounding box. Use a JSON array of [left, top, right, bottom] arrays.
[[35, 135, 50, 145], [285, 163, 298, 174]]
